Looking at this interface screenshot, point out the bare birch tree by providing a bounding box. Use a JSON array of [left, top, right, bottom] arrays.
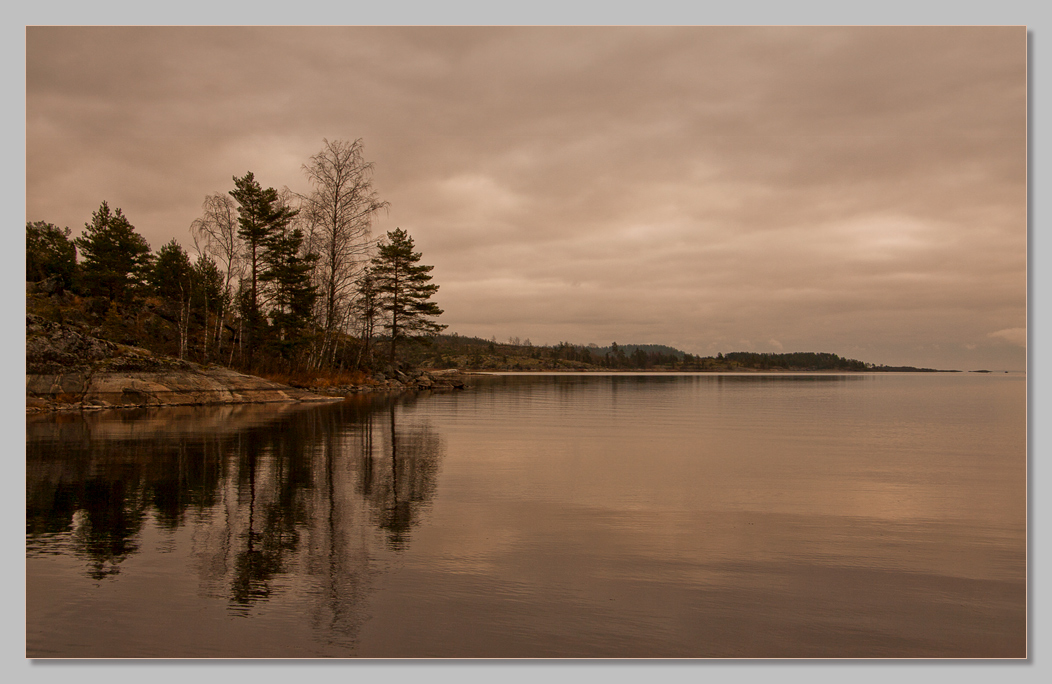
[[190, 192, 244, 359], [300, 139, 388, 366]]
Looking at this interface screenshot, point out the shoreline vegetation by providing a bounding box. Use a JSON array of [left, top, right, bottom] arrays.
[[406, 334, 949, 374], [25, 139, 965, 414], [26, 303, 952, 414], [26, 141, 452, 391]]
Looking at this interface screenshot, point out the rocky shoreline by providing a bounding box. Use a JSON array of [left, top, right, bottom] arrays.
[[304, 368, 467, 397], [26, 313, 466, 413]]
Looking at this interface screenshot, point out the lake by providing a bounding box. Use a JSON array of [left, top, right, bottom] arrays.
[[25, 372, 1027, 658]]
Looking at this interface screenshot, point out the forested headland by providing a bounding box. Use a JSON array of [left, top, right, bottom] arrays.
[[27, 139, 447, 385], [27, 137, 930, 384], [402, 337, 911, 372]]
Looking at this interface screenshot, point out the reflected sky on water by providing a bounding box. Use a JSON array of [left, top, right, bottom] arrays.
[[26, 373, 1026, 657]]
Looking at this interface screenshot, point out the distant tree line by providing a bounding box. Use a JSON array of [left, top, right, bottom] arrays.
[[721, 351, 867, 371], [401, 335, 872, 373], [25, 139, 445, 375], [544, 341, 699, 369]]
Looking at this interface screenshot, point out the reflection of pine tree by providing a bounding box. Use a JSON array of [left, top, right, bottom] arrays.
[[369, 404, 442, 551], [26, 398, 445, 648], [148, 441, 224, 529], [303, 403, 376, 644], [228, 421, 311, 609], [27, 431, 229, 581], [74, 478, 145, 580]]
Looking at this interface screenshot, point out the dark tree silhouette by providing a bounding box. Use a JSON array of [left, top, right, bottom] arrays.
[[229, 172, 299, 364], [26, 221, 77, 287], [149, 239, 194, 358], [75, 201, 152, 303], [259, 225, 318, 362], [369, 228, 446, 364]]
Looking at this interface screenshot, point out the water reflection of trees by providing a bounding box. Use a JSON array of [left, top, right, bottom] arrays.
[[27, 423, 223, 580], [26, 394, 443, 641]]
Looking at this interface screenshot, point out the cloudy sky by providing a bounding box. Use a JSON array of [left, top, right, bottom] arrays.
[[25, 26, 1026, 370]]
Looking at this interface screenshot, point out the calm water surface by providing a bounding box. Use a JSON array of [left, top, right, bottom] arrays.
[[26, 373, 1026, 658]]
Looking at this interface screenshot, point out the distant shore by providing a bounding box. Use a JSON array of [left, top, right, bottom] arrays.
[[459, 367, 963, 374]]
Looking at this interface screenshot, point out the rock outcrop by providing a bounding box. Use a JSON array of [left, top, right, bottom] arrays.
[[26, 314, 469, 412], [26, 314, 336, 411], [308, 368, 467, 395]]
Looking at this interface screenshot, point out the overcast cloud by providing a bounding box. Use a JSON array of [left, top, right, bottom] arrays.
[[25, 26, 1027, 369]]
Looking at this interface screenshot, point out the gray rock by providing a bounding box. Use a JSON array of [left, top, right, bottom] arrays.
[[26, 317, 337, 411]]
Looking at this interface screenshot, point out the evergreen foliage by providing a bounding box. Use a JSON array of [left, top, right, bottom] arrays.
[[403, 336, 873, 373], [229, 172, 299, 361], [260, 225, 319, 361], [26, 221, 77, 287], [26, 141, 884, 380], [149, 239, 193, 298], [74, 201, 152, 303], [148, 239, 195, 359], [370, 228, 446, 363], [190, 255, 224, 361], [192, 255, 224, 309], [722, 351, 866, 371], [352, 267, 380, 366]]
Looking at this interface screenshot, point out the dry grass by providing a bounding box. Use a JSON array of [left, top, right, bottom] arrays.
[[257, 369, 372, 388]]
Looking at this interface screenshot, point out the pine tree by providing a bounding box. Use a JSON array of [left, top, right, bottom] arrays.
[[352, 267, 380, 368], [369, 228, 446, 365], [149, 239, 193, 296], [229, 172, 298, 364], [260, 225, 318, 362], [26, 221, 77, 287], [75, 201, 152, 303], [191, 255, 224, 360], [149, 239, 194, 359]]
